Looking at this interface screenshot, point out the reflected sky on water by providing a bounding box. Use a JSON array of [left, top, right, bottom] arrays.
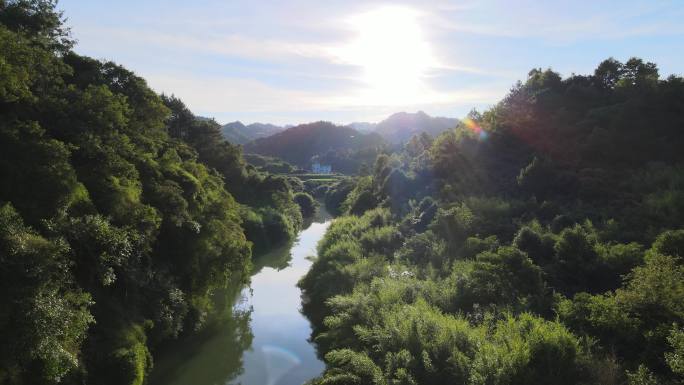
[[151, 207, 331, 385]]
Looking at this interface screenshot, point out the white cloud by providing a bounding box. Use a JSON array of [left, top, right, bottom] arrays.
[[62, 0, 683, 125], [427, 0, 684, 42], [143, 71, 504, 125], [75, 26, 333, 63], [144, 74, 324, 113], [71, 4, 504, 123]]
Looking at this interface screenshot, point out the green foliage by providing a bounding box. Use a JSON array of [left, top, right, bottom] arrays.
[[552, 224, 601, 294], [342, 176, 378, 216], [517, 156, 573, 200], [471, 313, 586, 385], [0, 3, 304, 383], [666, 327, 684, 377], [245, 121, 385, 170], [0, 120, 87, 224], [626, 365, 659, 385], [299, 208, 393, 327], [651, 229, 684, 258], [313, 294, 590, 385], [313, 349, 385, 385], [5, 3, 684, 382], [302, 57, 684, 384], [86, 322, 153, 385], [429, 203, 474, 255], [396, 231, 446, 270], [558, 248, 684, 380], [324, 178, 357, 215], [513, 223, 556, 265], [294, 191, 318, 218], [243, 153, 299, 174], [451, 246, 549, 314], [0, 0, 73, 54], [0, 203, 94, 384]]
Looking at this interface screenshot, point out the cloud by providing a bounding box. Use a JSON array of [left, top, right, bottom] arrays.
[[62, 0, 683, 125], [143, 71, 505, 125], [75, 26, 333, 63], [71, 5, 504, 122], [427, 0, 684, 42], [148, 72, 503, 112], [144, 74, 324, 113]]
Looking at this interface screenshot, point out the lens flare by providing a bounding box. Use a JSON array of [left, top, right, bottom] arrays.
[[262, 345, 301, 385], [463, 117, 488, 140]]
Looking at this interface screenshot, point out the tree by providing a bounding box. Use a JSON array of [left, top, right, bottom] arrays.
[[0, 0, 73, 51], [0, 203, 94, 384], [0, 4, 304, 383], [594, 57, 623, 89], [294, 191, 318, 218]]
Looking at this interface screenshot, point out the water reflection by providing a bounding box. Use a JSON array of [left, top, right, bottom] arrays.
[[151, 205, 331, 385], [149, 282, 252, 385]]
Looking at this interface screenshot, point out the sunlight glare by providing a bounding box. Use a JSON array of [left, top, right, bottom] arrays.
[[334, 6, 440, 105]]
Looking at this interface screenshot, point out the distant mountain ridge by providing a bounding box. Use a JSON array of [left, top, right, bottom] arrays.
[[224, 111, 458, 147], [221, 121, 285, 144], [244, 121, 385, 169], [361, 111, 459, 144], [348, 121, 377, 133]]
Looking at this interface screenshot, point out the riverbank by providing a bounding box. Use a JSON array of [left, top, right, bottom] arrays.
[[149, 206, 332, 385]]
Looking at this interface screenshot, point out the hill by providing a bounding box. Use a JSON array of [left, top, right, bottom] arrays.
[[372, 111, 459, 144], [221, 121, 284, 144], [302, 58, 684, 385], [348, 121, 376, 133], [244, 121, 385, 172]]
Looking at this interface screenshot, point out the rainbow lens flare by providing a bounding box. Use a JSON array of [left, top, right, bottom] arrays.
[[463, 117, 488, 140]]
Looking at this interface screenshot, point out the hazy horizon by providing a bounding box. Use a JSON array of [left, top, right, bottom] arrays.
[[219, 109, 457, 128], [59, 0, 684, 126]]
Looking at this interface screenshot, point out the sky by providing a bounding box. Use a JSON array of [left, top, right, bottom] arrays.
[[59, 0, 684, 125]]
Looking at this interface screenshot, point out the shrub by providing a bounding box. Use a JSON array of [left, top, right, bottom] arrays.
[[294, 191, 318, 218]]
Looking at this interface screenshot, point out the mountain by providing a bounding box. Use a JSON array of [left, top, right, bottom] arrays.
[[225, 111, 457, 146], [349, 121, 377, 133], [221, 121, 285, 144], [372, 111, 459, 144], [244, 121, 385, 170]]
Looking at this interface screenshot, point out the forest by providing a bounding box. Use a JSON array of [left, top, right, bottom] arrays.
[[301, 59, 684, 384], [244, 121, 386, 173], [0, 1, 315, 384], [242, 113, 460, 175], [3, 1, 684, 385]]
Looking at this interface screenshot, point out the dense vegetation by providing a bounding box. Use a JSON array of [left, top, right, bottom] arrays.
[[243, 153, 302, 174], [243, 113, 462, 175], [3, 1, 684, 385], [0, 1, 306, 384], [308, 147, 381, 175], [245, 121, 386, 172], [300, 58, 684, 384]]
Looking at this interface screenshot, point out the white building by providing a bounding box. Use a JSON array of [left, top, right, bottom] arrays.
[[312, 163, 332, 174]]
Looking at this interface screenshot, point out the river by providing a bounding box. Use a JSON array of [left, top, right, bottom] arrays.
[[150, 207, 332, 385]]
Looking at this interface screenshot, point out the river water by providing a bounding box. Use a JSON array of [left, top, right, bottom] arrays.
[[150, 208, 331, 385]]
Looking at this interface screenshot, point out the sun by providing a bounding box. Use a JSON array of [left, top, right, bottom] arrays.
[[333, 6, 439, 105]]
